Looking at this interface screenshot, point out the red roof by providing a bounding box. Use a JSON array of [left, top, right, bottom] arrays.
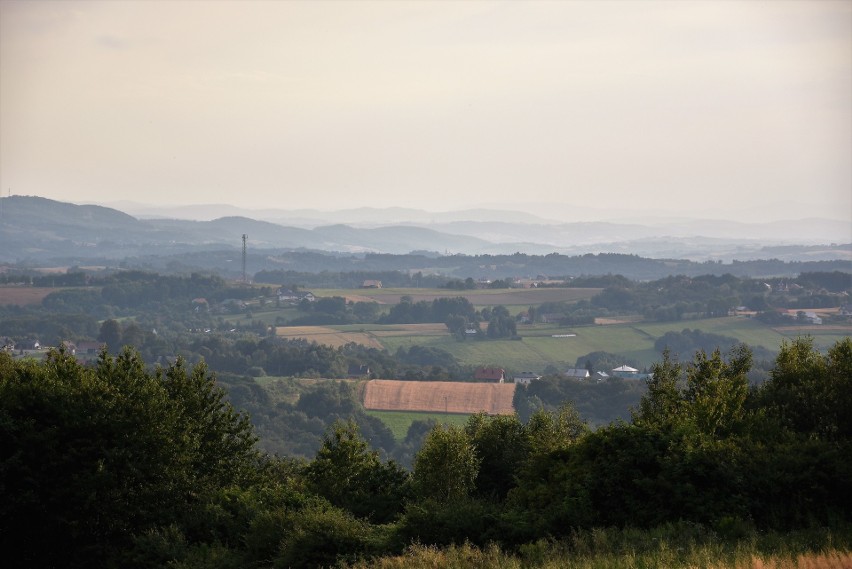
[[474, 367, 505, 381]]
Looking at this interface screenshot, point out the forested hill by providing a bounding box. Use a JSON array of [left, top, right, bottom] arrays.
[[1, 196, 849, 272], [250, 252, 851, 283]]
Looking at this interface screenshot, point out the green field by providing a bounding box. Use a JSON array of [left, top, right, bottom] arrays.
[[364, 410, 471, 441], [233, 284, 850, 371], [360, 317, 851, 371]]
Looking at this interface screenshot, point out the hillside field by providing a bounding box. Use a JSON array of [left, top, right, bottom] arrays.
[[0, 286, 63, 306], [364, 410, 470, 441], [273, 316, 852, 372], [363, 379, 516, 415]]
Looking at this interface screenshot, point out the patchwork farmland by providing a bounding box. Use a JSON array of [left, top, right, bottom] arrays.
[[273, 316, 852, 372], [363, 379, 516, 415]]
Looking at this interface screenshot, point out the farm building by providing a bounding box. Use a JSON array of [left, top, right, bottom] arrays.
[[611, 365, 639, 378], [514, 371, 541, 385], [76, 340, 105, 355], [474, 367, 506, 383], [347, 364, 371, 378], [564, 368, 590, 379], [612, 365, 651, 380]]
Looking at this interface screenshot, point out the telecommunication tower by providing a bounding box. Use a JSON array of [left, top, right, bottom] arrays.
[[242, 234, 248, 284]]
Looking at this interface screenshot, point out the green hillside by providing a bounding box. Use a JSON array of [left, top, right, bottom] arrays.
[[371, 317, 850, 370]]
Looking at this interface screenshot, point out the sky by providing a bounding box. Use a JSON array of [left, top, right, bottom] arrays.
[[1, 0, 850, 223]]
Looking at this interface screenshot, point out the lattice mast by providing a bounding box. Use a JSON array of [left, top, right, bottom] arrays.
[[242, 234, 248, 283]]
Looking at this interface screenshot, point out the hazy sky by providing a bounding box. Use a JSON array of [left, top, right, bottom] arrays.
[[1, 0, 850, 221]]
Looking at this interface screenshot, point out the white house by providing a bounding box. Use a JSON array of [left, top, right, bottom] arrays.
[[514, 371, 542, 385], [611, 365, 639, 378]]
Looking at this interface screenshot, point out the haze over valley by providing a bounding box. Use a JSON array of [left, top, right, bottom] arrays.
[[2, 3, 851, 567], [2, 196, 849, 268]]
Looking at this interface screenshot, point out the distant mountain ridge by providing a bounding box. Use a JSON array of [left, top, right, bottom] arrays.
[[1, 195, 849, 264]]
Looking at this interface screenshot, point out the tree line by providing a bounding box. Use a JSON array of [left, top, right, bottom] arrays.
[[1, 336, 849, 568]]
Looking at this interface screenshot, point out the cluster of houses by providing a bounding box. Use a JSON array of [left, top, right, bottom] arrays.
[[1, 337, 105, 360], [321, 364, 653, 384], [2, 337, 40, 352], [473, 365, 650, 385], [276, 288, 316, 305]]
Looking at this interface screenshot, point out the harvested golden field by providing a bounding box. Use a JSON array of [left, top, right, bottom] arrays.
[[363, 379, 515, 415], [275, 326, 384, 349], [0, 286, 60, 306]]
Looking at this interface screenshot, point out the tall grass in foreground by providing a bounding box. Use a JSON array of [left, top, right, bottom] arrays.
[[345, 525, 852, 569]]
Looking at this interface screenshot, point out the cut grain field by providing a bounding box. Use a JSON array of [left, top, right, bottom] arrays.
[[363, 379, 515, 415], [0, 286, 62, 306]]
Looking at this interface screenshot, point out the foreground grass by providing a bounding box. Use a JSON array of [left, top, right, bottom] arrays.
[[350, 545, 851, 569], [346, 525, 852, 569]]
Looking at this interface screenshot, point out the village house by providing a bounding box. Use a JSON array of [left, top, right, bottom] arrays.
[[474, 367, 505, 383], [801, 311, 823, 325], [17, 339, 41, 351], [513, 371, 541, 385], [347, 364, 371, 378], [564, 368, 590, 380], [612, 365, 652, 380], [277, 288, 316, 304], [76, 340, 105, 355], [611, 365, 639, 378]]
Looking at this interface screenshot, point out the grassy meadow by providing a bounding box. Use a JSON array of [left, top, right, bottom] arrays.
[[365, 410, 471, 441], [264, 315, 851, 372]]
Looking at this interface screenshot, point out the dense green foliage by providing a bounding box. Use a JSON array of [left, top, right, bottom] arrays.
[[514, 375, 647, 425], [2, 268, 848, 373], [251, 254, 851, 283], [1, 338, 851, 567], [1, 260, 851, 567], [0, 348, 258, 568]]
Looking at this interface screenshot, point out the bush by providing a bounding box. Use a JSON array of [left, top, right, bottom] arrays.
[[274, 503, 377, 568]]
